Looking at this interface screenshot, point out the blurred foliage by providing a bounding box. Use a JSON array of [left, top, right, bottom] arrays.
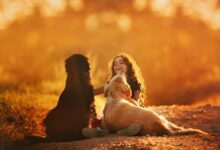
[[0, 0, 220, 105]]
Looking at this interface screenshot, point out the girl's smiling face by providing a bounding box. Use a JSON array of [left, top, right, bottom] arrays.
[[113, 56, 128, 75]]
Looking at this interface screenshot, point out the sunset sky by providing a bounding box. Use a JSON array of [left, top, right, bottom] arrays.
[[0, 0, 220, 106]]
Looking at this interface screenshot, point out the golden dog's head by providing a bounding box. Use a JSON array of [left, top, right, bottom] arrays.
[[104, 74, 131, 98]]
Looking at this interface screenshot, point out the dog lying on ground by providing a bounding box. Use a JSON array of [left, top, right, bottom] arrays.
[[102, 74, 208, 136]]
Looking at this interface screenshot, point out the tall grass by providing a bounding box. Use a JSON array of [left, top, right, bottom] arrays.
[[0, 81, 105, 149], [0, 83, 57, 148]]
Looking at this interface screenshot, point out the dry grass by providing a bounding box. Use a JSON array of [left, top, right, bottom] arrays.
[[0, 83, 54, 149], [0, 82, 105, 149]]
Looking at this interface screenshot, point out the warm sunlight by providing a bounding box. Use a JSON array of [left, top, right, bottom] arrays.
[[69, 0, 84, 11], [1, 1, 220, 149], [40, 0, 66, 17], [0, 0, 220, 107], [133, 0, 148, 11], [150, 0, 176, 17], [1, 0, 220, 30], [85, 14, 99, 31], [117, 14, 132, 32]]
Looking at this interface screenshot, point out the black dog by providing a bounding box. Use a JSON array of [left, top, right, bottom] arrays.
[[43, 54, 96, 141]]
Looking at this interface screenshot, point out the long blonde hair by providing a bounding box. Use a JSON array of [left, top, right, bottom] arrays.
[[107, 53, 146, 107]]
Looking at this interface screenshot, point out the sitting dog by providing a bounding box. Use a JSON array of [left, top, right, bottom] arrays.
[[102, 74, 208, 136], [43, 54, 95, 141]]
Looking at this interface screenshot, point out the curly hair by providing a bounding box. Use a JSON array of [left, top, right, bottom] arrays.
[[107, 53, 146, 107]]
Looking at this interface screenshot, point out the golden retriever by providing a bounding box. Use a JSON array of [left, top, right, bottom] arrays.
[[102, 74, 208, 136]]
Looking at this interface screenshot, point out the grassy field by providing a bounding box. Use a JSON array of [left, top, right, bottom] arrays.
[[0, 81, 106, 149], [0, 84, 50, 149]]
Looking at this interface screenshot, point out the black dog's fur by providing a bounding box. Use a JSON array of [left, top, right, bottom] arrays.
[[43, 54, 95, 141]]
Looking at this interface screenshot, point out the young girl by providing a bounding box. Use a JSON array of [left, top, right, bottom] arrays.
[[83, 53, 146, 137], [95, 53, 146, 107]]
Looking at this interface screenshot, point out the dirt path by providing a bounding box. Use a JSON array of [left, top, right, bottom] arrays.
[[13, 105, 220, 150]]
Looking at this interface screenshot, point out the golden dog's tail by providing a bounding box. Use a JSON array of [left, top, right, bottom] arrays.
[[167, 122, 208, 135], [171, 128, 208, 135]]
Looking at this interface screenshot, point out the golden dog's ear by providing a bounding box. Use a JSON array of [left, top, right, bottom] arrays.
[[125, 83, 132, 97], [118, 75, 131, 97]]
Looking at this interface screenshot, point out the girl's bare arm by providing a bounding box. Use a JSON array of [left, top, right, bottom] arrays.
[[94, 86, 104, 95]]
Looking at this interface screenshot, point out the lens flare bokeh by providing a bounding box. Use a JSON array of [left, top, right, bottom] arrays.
[[0, 0, 220, 114]]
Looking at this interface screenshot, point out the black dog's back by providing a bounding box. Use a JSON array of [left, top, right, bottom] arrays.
[[44, 89, 93, 140]]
